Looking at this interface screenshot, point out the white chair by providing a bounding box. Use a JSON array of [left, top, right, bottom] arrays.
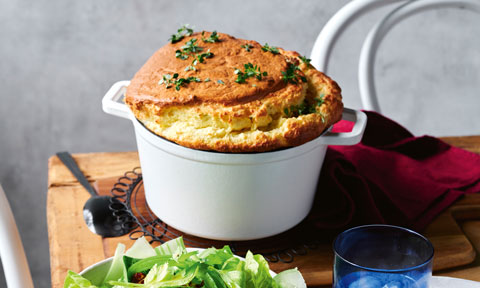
[[311, 0, 480, 113], [0, 184, 34, 288]]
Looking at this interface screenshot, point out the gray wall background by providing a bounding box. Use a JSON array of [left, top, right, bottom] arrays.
[[0, 0, 479, 286]]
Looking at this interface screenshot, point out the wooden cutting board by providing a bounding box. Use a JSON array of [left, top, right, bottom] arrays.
[[92, 176, 479, 287], [46, 137, 480, 287]]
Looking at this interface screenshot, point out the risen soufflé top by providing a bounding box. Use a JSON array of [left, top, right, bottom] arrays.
[[125, 26, 343, 152]]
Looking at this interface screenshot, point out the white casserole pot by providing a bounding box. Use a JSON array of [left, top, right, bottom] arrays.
[[102, 81, 367, 240]]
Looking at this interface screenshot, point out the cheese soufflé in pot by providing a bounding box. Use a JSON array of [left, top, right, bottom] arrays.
[[125, 28, 343, 152], [102, 26, 366, 240]]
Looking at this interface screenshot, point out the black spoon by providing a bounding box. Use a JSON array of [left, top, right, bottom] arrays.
[[56, 151, 130, 237]]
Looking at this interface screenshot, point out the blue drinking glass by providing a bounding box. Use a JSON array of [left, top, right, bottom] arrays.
[[333, 224, 434, 288]]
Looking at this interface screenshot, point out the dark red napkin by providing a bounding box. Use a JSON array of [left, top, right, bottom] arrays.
[[310, 111, 480, 231]]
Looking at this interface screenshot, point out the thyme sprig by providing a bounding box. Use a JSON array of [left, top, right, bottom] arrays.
[[299, 55, 311, 64], [261, 43, 279, 54], [201, 31, 220, 43], [282, 63, 307, 84], [284, 94, 325, 118], [169, 25, 194, 44], [234, 63, 268, 84], [193, 50, 213, 65], [158, 73, 201, 91], [184, 49, 214, 71], [158, 73, 177, 89], [176, 38, 214, 72], [241, 44, 253, 52], [175, 38, 203, 60]]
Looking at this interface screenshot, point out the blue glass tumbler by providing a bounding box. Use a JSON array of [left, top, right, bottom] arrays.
[[333, 224, 434, 288]]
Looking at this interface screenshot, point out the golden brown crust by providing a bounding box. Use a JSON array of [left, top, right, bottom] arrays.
[[125, 31, 343, 152]]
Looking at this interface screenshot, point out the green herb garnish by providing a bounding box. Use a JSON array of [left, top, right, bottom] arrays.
[[261, 43, 279, 54], [158, 73, 178, 89], [175, 38, 203, 60], [314, 94, 325, 107], [181, 38, 203, 53], [282, 63, 307, 84], [287, 102, 314, 116], [192, 50, 213, 65], [169, 25, 194, 44], [174, 76, 201, 90], [284, 94, 325, 117], [201, 31, 220, 43], [175, 49, 189, 60], [241, 44, 253, 52], [234, 63, 268, 84], [184, 65, 196, 71], [217, 80, 225, 84], [299, 55, 311, 64], [158, 74, 200, 90]]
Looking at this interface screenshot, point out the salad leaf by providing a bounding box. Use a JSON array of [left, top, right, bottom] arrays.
[[198, 245, 234, 268], [201, 267, 228, 288], [273, 268, 307, 288], [217, 270, 245, 288], [111, 263, 199, 287], [143, 264, 168, 284], [102, 243, 126, 286], [154, 236, 187, 257], [125, 237, 157, 259], [244, 251, 278, 288], [64, 271, 98, 288], [126, 255, 172, 280]]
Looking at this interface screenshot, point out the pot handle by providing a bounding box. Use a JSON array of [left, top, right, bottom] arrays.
[[320, 108, 367, 145], [102, 80, 132, 120]]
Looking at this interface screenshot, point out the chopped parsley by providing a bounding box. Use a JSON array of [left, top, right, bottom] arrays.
[[234, 63, 268, 84], [299, 55, 311, 64], [169, 25, 194, 44], [158, 73, 200, 90], [241, 44, 253, 52], [201, 31, 220, 43], [282, 63, 307, 84], [261, 43, 279, 54]]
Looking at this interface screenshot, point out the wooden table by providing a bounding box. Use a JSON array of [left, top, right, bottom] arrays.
[[47, 136, 480, 287]]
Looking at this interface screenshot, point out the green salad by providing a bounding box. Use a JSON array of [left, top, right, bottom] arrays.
[[64, 237, 306, 288]]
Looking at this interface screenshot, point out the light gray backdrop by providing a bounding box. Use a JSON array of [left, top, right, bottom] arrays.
[[1, 0, 479, 286]]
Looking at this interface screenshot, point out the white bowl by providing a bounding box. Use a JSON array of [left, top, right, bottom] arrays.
[[79, 257, 114, 286]]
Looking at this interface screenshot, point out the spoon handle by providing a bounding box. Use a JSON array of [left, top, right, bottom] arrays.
[[56, 151, 98, 197]]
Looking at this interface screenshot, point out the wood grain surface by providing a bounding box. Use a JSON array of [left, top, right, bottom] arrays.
[[47, 137, 480, 287]]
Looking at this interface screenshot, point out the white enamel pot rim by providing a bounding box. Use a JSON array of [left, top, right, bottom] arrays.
[[102, 80, 367, 162], [102, 81, 367, 240]]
